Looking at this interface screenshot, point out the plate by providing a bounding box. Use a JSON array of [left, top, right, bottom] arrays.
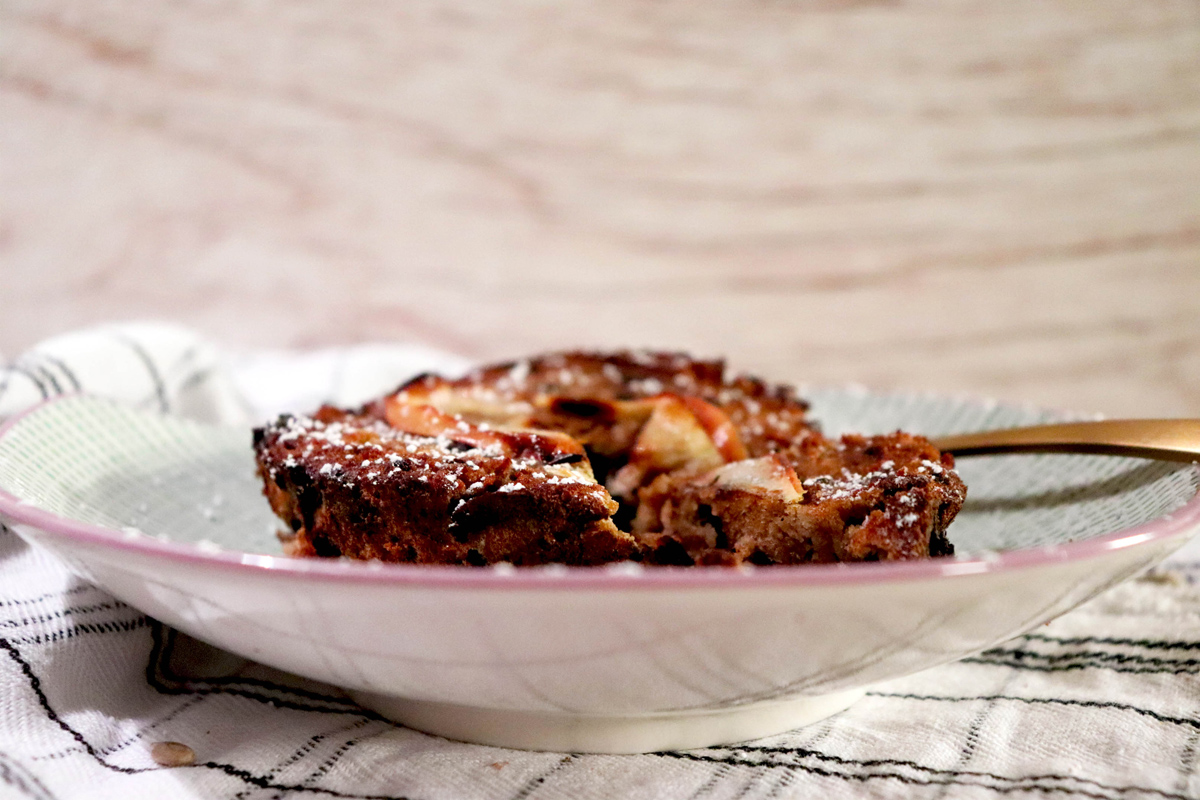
[[0, 393, 1197, 753]]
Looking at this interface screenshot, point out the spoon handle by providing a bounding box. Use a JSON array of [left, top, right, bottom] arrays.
[[933, 419, 1200, 463]]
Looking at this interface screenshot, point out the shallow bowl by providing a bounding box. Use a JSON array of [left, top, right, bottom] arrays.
[[0, 393, 1197, 753]]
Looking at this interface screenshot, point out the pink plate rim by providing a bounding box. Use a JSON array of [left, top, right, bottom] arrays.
[[1, 394, 1199, 591]]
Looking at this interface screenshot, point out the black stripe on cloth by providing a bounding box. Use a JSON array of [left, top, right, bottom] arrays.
[[0, 602, 124, 628], [0, 636, 422, 799], [147, 665, 383, 718], [34, 355, 81, 393], [869, 692, 1200, 733], [293, 722, 376, 785], [508, 759, 574, 800], [936, 672, 1012, 800], [285, 723, 395, 800], [146, 624, 582, 799], [1, 634, 175, 777], [1171, 728, 1200, 797], [0, 585, 97, 610], [233, 722, 365, 800], [966, 648, 1200, 675], [0, 749, 58, 800], [763, 767, 797, 799], [659, 749, 1189, 800], [4, 616, 150, 646], [29, 362, 62, 395], [727, 771, 765, 800], [33, 696, 212, 763], [1021, 633, 1200, 653], [686, 762, 732, 799], [712, 744, 1184, 800], [2, 364, 49, 400], [114, 334, 169, 412]]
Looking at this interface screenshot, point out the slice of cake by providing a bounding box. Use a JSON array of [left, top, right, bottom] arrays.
[[255, 406, 633, 566], [254, 351, 965, 566]]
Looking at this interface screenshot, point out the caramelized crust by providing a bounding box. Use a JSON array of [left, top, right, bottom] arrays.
[[255, 408, 632, 566], [255, 351, 965, 566]]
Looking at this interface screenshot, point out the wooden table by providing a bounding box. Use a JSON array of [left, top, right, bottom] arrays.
[[3, 0, 1198, 416]]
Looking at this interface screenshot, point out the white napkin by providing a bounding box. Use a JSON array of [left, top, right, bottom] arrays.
[[0, 322, 251, 426], [2, 323, 1200, 800]]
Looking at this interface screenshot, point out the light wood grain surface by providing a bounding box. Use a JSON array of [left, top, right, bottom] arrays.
[[2, 0, 1198, 416]]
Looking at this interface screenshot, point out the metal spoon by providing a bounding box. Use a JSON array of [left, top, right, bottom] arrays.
[[933, 419, 1200, 463]]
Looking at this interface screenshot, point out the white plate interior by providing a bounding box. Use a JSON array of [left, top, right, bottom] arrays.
[[0, 393, 1197, 558]]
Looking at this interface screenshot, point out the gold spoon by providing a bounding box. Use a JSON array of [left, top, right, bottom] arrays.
[[933, 419, 1200, 463]]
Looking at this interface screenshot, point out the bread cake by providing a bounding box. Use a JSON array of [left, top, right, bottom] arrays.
[[254, 351, 965, 566]]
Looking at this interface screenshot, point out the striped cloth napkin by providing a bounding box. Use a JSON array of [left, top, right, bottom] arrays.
[[2, 322, 1199, 800]]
